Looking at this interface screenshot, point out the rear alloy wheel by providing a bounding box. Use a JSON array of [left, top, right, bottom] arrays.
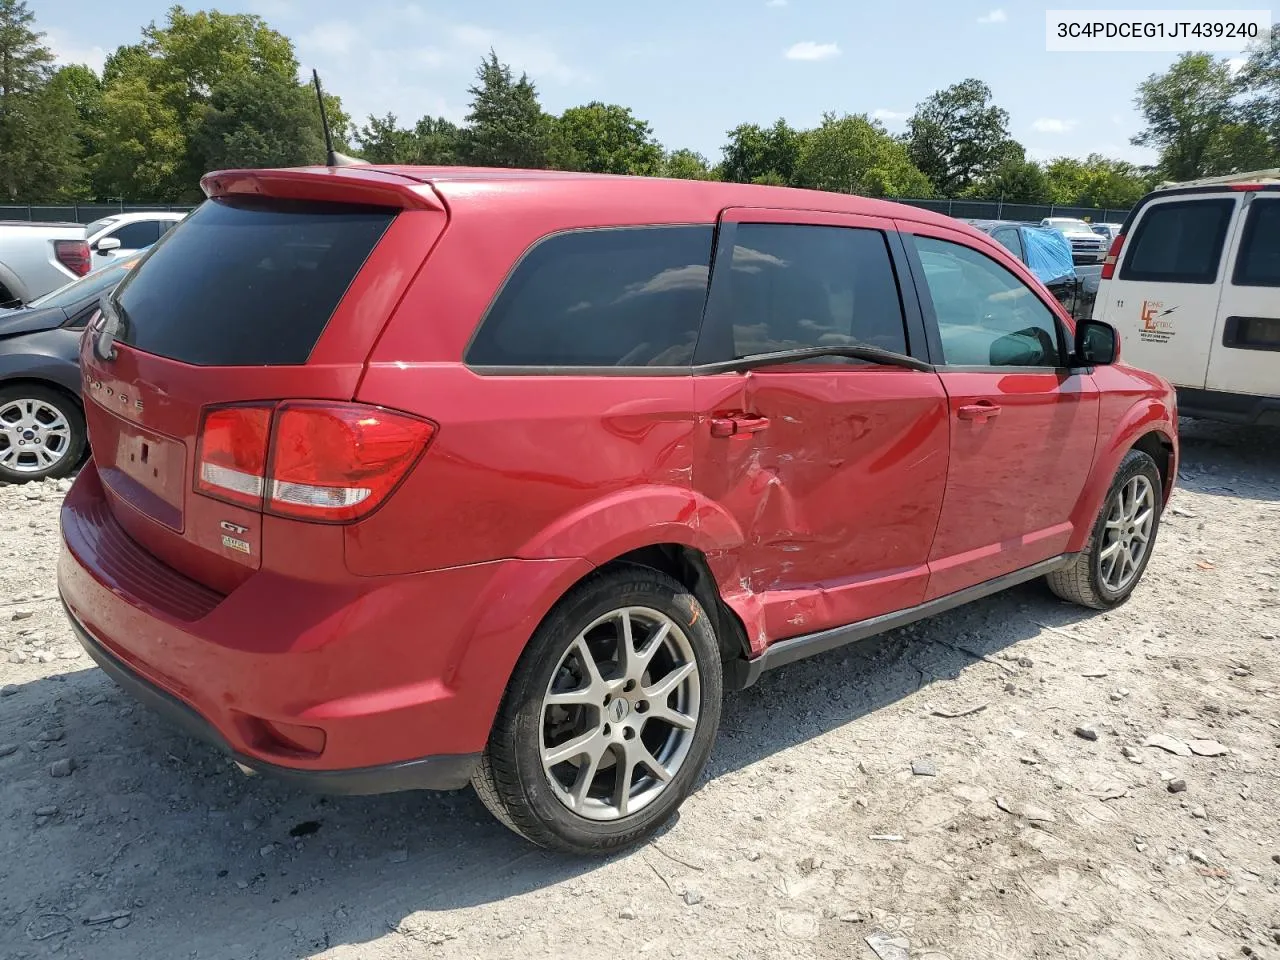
[[0, 386, 86, 483], [473, 566, 723, 854], [1047, 449, 1163, 610]]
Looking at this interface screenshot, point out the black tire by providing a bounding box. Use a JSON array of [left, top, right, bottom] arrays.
[[1047, 449, 1163, 610], [0, 384, 86, 484], [472, 564, 724, 855]]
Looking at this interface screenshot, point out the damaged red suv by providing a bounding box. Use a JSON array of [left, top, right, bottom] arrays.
[[58, 166, 1178, 854]]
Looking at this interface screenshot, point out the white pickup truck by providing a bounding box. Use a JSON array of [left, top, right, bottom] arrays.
[[0, 221, 91, 307]]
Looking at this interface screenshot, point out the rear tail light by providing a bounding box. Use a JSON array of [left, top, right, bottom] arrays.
[[194, 401, 435, 522], [1100, 234, 1124, 280], [54, 239, 91, 277]]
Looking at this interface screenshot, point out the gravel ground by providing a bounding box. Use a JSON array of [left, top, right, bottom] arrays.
[[1, 417, 1277, 960]]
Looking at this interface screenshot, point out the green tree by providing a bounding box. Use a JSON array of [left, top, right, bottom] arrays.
[[410, 115, 462, 165], [662, 148, 716, 180], [966, 150, 1051, 203], [548, 102, 662, 174], [1132, 53, 1238, 180], [0, 0, 85, 201], [461, 50, 550, 168], [905, 79, 1015, 195], [1236, 27, 1279, 164], [793, 113, 933, 198], [95, 74, 185, 200], [192, 70, 325, 171], [1044, 154, 1151, 208], [356, 112, 462, 165], [720, 119, 801, 184]]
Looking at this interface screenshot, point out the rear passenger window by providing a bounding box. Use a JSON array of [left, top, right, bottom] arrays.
[[715, 224, 908, 362], [1233, 198, 1280, 287], [993, 228, 1024, 261], [467, 226, 713, 368], [915, 236, 1063, 368], [109, 220, 161, 249], [1119, 199, 1235, 284]]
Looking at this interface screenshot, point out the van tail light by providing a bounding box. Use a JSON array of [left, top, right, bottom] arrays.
[[54, 239, 91, 277], [195, 405, 272, 508], [194, 401, 435, 522], [1100, 234, 1124, 280]]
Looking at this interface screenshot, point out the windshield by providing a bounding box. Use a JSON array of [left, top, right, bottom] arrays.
[[26, 254, 142, 309], [1047, 219, 1093, 233]]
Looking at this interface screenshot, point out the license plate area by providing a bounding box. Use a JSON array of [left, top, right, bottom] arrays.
[[95, 411, 187, 532]]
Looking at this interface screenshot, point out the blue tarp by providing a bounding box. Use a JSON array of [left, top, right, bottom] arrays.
[[1021, 226, 1076, 286]]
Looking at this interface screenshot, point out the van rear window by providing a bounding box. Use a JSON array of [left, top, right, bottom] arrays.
[[111, 197, 395, 366], [1118, 198, 1234, 285]]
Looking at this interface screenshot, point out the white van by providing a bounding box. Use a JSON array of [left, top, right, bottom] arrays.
[[1092, 169, 1279, 425]]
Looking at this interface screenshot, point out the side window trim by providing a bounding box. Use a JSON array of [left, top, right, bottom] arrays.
[[900, 228, 1072, 371], [692, 216, 926, 368], [1231, 197, 1280, 288]]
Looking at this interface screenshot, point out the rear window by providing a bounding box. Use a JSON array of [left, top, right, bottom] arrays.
[[1232, 198, 1280, 287], [1119, 198, 1235, 284], [466, 225, 714, 368], [111, 197, 395, 366]]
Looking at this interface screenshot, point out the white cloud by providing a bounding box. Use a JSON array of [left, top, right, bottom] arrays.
[[766, 0, 788, 6], [1226, 56, 1247, 75], [44, 28, 107, 75], [409, 24, 581, 84], [300, 21, 360, 56], [1031, 118, 1077, 134], [873, 108, 909, 122], [784, 41, 841, 61], [977, 8, 1007, 24]]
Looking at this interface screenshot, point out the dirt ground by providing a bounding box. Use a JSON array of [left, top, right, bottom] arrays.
[[1, 417, 1277, 960]]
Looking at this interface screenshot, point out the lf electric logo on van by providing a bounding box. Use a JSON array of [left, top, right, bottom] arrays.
[[1139, 300, 1178, 344]]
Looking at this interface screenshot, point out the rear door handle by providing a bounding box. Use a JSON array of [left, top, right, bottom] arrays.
[[710, 415, 771, 438], [957, 401, 1002, 422]]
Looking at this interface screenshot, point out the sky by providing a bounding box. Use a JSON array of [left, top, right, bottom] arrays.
[[33, 0, 1267, 167]]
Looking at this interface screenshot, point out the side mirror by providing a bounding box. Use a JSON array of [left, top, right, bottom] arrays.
[[1074, 319, 1118, 367], [95, 236, 122, 253]]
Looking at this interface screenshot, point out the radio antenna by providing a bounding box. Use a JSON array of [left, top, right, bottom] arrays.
[[311, 69, 365, 167]]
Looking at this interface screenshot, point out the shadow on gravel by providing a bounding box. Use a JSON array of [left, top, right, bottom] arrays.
[[1175, 417, 1280, 503], [0, 579, 1094, 959]]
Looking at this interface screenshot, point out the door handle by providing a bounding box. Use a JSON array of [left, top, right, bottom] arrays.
[[957, 401, 1002, 422], [710, 415, 771, 438]]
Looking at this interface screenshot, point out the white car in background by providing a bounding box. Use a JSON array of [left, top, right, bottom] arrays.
[[1040, 217, 1109, 265], [85, 211, 186, 271]]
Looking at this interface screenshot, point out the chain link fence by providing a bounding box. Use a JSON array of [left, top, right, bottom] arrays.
[[3, 199, 1129, 226]]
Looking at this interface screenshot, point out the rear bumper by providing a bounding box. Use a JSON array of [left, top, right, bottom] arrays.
[[66, 601, 478, 793], [1176, 387, 1280, 426], [57, 461, 592, 792]]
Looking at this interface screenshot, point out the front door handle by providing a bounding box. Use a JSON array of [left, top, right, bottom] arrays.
[[957, 401, 1002, 423], [710, 415, 771, 438]]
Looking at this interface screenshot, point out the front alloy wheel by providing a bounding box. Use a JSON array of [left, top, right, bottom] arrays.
[[473, 565, 723, 855], [0, 386, 86, 483]]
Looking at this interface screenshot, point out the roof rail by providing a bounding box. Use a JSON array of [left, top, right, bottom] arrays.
[[1155, 168, 1280, 190]]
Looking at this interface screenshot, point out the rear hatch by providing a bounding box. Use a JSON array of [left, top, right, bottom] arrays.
[[78, 169, 446, 595]]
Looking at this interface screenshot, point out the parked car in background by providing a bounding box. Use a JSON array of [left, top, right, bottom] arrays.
[[1041, 217, 1108, 265], [966, 219, 1085, 316], [0, 251, 143, 482], [0, 221, 91, 306], [1093, 169, 1279, 425], [85, 211, 186, 271], [60, 165, 1178, 856], [1091, 222, 1122, 244]]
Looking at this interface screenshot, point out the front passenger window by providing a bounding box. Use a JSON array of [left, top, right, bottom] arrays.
[[915, 236, 1063, 368]]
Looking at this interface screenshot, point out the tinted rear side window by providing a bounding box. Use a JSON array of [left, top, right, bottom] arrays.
[[1233, 198, 1280, 287], [711, 223, 908, 361], [467, 226, 714, 368], [112, 197, 395, 366], [1119, 198, 1235, 284]]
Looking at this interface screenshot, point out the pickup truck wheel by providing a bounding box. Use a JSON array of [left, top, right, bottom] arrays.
[[472, 564, 723, 855], [1047, 449, 1163, 610], [0, 385, 86, 483]]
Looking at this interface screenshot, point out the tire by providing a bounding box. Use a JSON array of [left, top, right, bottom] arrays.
[[1047, 449, 1163, 610], [0, 384, 86, 484], [473, 564, 724, 855]]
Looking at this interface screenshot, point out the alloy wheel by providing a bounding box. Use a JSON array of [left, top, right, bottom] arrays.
[[1099, 474, 1155, 592], [0, 398, 73, 475]]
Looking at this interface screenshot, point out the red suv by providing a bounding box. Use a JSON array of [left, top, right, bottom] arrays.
[[58, 166, 1178, 854]]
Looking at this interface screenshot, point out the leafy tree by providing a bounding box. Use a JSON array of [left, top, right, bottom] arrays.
[[549, 102, 661, 174], [662, 148, 716, 180], [1236, 27, 1279, 163], [965, 150, 1051, 203], [0, 0, 85, 201], [905, 79, 1015, 195], [1132, 53, 1237, 180], [411, 116, 462, 165], [720, 119, 801, 184], [1044, 154, 1151, 208], [192, 70, 325, 171], [461, 50, 550, 168], [94, 74, 185, 200], [793, 113, 933, 198], [356, 112, 462, 165]]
